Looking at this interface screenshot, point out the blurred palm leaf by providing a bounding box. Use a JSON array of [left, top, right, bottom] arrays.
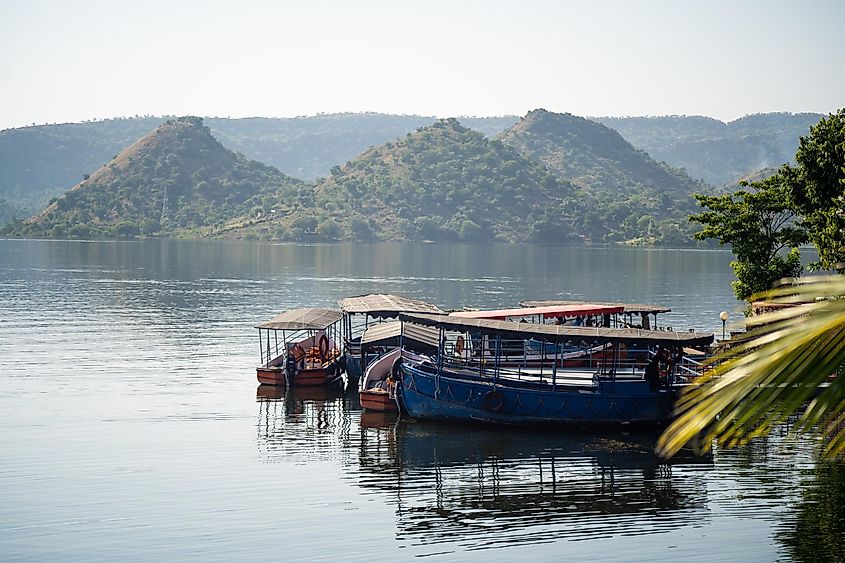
[[657, 274, 845, 459]]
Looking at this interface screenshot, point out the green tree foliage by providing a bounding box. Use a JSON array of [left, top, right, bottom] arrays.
[[690, 175, 806, 300], [316, 218, 342, 240], [784, 109, 845, 271], [348, 218, 374, 241], [657, 275, 845, 460]]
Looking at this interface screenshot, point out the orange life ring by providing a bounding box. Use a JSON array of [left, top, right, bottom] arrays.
[[318, 334, 329, 359]]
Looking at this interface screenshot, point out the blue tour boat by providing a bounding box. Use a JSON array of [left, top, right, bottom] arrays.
[[395, 312, 714, 427]]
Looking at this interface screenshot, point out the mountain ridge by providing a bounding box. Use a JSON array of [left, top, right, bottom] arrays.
[[11, 117, 303, 238], [497, 109, 707, 244]]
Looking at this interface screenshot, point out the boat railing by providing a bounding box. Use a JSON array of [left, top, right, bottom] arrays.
[[409, 342, 709, 388], [443, 338, 658, 370]]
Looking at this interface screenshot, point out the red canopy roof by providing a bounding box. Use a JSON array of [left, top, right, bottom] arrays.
[[450, 303, 624, 320]]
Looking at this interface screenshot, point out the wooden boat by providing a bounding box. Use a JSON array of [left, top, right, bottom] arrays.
[[255, 307, 344, 387], [395, 312, 713, 427], [360, 349, 402, 412], [339, 293, 443, 384], [357, 320, 439, 412]]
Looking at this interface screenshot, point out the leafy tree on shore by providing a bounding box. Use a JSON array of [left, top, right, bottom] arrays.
[[690, 175, 806, 301], [783, 109, 845, 271]]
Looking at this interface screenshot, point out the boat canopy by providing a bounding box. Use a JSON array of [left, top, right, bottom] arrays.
[[519, 300, 671, 315], [360, 320, 440, 349], [450, 303, 623, 320], [256, 307, 343, 331], [399, 312, 714, 347], [339, 293, 443, 317]]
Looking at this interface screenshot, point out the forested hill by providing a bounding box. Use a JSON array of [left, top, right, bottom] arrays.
[[0, 113, 518, 222], [499, 109, 708, 244], [7, 117, 304, 239], [595, 112, 824, 185], [0, 117, 166, 218], [500, 109, 704, 194], [237, 119, 580, 243]]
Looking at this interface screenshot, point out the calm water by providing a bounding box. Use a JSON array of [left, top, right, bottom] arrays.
[[0, 239, 840, 562]]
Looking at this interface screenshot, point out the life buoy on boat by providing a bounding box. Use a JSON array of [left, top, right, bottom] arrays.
[[484, 390, 505, 411], [318, 334, 329, 359]]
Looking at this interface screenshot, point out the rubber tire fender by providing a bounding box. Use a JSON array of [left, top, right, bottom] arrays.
[[484, 390, 505, 411], [391, 356, 403, 380]]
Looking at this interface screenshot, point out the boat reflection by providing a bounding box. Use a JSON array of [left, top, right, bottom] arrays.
[[358, 423, 714, 549], [256, 388, 715, 550], [256, 385, 360, 463]]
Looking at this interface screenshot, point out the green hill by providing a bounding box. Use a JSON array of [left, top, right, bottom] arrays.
[[499, 109, 709, 244], [0, 113, 518, 224], [236, 118, 579, 243], [0, 117, 167, 221], [595, 112, 824, 185], [6, 117, 304, 238]]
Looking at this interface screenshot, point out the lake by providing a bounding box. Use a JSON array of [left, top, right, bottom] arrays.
[[0, 239, 839, 562]]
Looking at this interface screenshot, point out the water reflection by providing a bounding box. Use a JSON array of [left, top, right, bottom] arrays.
[[778, 462, 845, 563], [256, 389, 714, 552], [256, 386, 359, 463], [365, 424, 713, 551]]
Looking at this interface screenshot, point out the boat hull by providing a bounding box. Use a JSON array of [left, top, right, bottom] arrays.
[[256, 362, 343, 387], [359, 388, 398, 412], [398, 363, 675, 427]]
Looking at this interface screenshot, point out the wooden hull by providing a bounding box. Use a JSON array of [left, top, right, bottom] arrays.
[[256, 360, 342, 387], [360, 388, 398, 412]]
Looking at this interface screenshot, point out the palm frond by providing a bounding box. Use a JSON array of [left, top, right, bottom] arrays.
[[657, 275, 845, 459]]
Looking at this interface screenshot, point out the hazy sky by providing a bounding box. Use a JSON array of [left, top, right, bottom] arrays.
[[1, 0, 842, 130]]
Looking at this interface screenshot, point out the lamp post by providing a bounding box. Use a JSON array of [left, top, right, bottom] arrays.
[[719, 311, 729, 340]]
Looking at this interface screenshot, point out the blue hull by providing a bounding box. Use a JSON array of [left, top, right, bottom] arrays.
[[398, 363, 676, 426]]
